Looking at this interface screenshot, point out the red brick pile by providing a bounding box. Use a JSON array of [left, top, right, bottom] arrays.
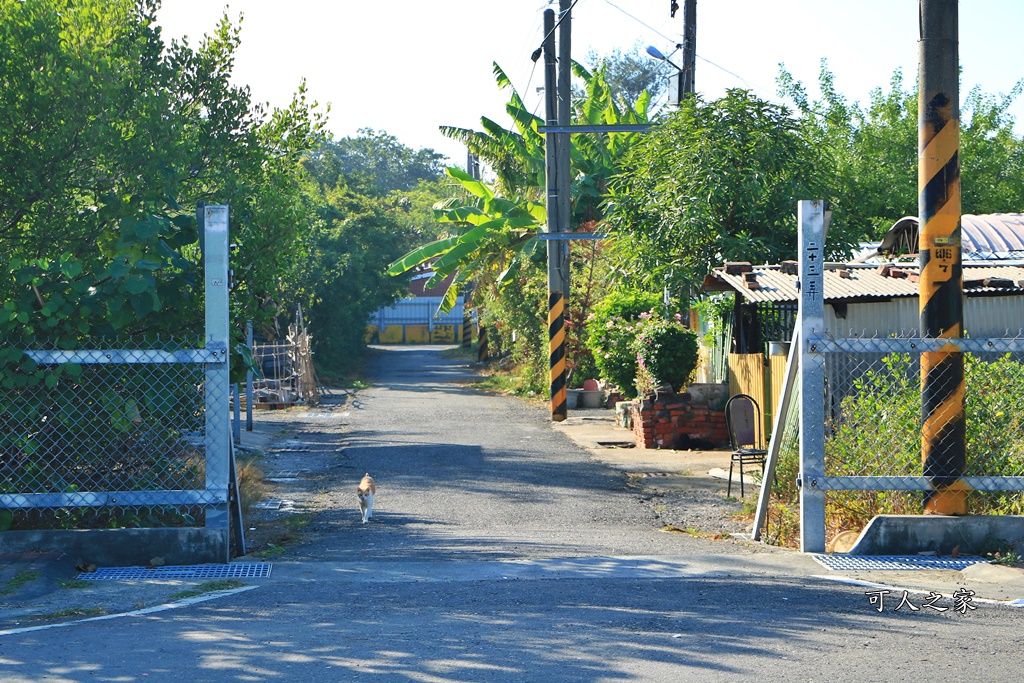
[[630, 393, 729, 449]]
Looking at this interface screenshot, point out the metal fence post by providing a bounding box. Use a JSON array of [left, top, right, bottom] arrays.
[[798, 200, 827, 552], [246, 321, 254, 431], [233, 384, 241, 445], [204, 204, 231, 560]]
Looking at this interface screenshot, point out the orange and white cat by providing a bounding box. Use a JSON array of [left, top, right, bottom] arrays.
[[357, 473, 375, 523]]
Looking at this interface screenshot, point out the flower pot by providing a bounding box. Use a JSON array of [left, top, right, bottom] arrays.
[[580, 389, 603, 409], [566, 389, 580, 409]]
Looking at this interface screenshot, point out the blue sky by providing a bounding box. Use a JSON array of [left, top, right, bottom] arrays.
[[157, 1, 1024, 164]]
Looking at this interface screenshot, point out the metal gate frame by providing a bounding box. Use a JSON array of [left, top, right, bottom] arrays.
[[0, 205, 233, 563], [796, 201, 1024, 552]]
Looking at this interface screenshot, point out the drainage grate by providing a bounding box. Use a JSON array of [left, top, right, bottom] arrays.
[[78, 563, 272, 581], [813, 554, 989, 571]]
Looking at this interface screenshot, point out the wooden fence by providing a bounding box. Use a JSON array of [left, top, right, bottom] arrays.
[[728, 351, 789, 445], [250, 308, 319, 408]]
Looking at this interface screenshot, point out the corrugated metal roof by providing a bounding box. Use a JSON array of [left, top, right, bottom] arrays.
[[878, 214, 1024, 258], [962, 214, 1024, 255], [704, 263, 1024, 304]]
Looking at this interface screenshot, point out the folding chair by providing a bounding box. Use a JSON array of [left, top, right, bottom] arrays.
[[725, 393, 768, 497]]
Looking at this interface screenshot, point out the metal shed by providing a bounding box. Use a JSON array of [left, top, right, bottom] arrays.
[[703, 261, 1024, 352]]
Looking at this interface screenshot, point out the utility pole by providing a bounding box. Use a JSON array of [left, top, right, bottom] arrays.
[[557, 0, 572, 290], [466, 151, 480, 180], [918, 0, 966, 515], [543, 7, 567, 422], [680, 0, 696, 96]]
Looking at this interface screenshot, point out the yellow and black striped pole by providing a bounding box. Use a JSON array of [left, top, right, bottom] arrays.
[[548, 292, 568, 420], [919, 0, 966, 515], [462, 310, 472, 351], [477, 324, 488, 363]]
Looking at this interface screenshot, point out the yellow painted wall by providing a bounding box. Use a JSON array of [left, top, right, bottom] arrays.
[[729, 353, 767, 446], [404, 325, 431, 344], [378, 326, 405, 344], [367, 323, 469, 345], [430, 325, 455, 343]]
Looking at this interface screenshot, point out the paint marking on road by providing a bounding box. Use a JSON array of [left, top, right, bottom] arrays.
[[0, 586, 259, 637]]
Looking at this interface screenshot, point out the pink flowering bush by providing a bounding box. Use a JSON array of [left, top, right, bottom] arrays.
[[584, 290, 661, 398], [632, 314, 699, 395]]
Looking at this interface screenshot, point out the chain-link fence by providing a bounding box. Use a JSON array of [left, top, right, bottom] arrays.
[[0, 337, 229, 531], [763, 334, 1024, 548]]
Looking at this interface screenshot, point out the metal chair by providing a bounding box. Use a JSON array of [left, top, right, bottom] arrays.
[[725, 393, 768, 497]]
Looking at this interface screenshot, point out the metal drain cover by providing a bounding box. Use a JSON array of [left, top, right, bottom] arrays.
[[813, 554, 989, 571], [79, 563, 272, 581]]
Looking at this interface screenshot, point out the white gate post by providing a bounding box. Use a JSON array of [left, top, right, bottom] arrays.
[[798, 200, 827, 552], [204, 205, 231, 560]]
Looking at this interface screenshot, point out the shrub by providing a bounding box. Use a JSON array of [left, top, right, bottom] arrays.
[[585, 290, 661, 397], [633, 315, 699, 395], [767, 351, 1024, 547]]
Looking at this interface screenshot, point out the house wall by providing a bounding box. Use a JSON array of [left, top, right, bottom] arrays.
[[823, 294, 1024, 338], [366, 296, 470, 345]]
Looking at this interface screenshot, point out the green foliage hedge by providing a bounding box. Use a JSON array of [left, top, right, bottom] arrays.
[[585, 290, 661, 398]]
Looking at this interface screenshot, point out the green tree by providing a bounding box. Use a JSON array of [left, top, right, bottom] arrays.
[[583, 43, 667, 108], [0, 0, 329, 348], [778, 61, 1024, 240], [605, 89, 851, 291], [304, 129, 447, 196], [440, 62, 651, 223]]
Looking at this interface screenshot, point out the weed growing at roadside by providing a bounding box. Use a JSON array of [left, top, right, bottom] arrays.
[[169, 580, 245, 600], [35, 607, 106, 622], [236, 456, 269, 517], [1, 570, 40, 596]]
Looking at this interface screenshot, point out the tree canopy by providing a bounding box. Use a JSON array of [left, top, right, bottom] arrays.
[[0, 0, 449, 381], [604, 89, 855, 290], [779, 61, 1024, 238]]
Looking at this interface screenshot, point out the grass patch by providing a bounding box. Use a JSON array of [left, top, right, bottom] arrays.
[[249, 543, 286, 559], [247, 512, 314, 559], [283, 513, 313, 532], [236, 456, 269, 518], [471, 372, 547, 404], [1, 570, 40, 596], [57, 578, 91, 590], [660, 525, 731, 540], [441, 345, 476, 360], [35, 607, 106, 622], [169, 579, 245, 600]]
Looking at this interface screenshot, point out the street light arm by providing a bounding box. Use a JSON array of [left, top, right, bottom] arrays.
[[644, 44, 682, 72]]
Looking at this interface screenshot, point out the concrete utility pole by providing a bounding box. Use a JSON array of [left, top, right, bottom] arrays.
[[543, 7, 567, 422], [680, 0, 696, 96], [557, 0, 572, 290], [918, 0, 966, 514]]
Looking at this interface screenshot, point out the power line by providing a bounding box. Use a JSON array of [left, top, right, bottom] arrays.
[[533, 0, 588, 60], [601, 0, 776, 99]]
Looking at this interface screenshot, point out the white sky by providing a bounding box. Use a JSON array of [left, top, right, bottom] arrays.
[[156, 0, 1024, 165]]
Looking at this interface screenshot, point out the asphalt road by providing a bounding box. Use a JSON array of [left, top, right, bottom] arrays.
[[2, 346, 1020, 682]]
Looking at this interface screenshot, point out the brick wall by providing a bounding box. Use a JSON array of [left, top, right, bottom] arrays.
[[630, 393, 729, 449]]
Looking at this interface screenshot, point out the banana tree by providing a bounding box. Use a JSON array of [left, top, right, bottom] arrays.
[[440, 62, 651, 225], [386, 168, 545, 313]]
